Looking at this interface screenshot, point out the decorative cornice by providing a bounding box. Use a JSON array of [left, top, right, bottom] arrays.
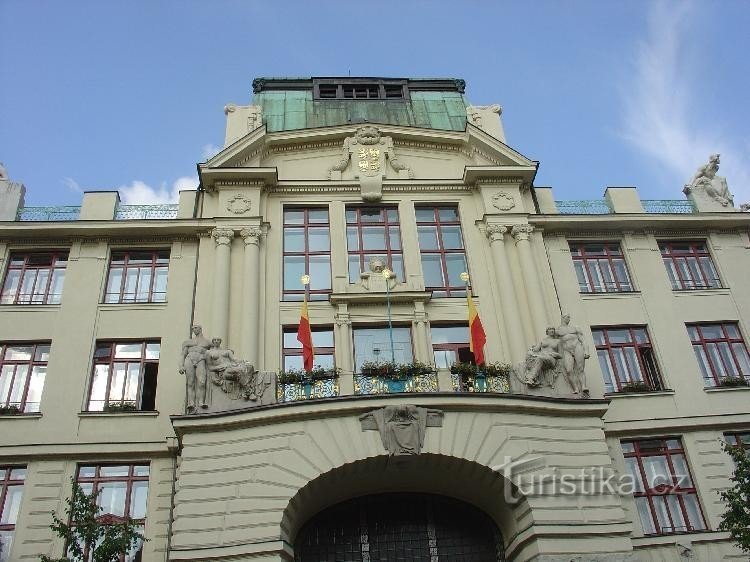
[[211, 227, 235, 246], [239, 227, 263, 246], [382, 184, 472, 193], [511, 224, 534, 241], [214, 180, 264, 188], [476, 177, 525, 185], [270, 185, 360, 194], [471, 147, 502, 166]]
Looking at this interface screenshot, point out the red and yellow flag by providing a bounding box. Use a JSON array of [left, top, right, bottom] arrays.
[[297, 296, 314, 372], [467, 292, 487, 365]]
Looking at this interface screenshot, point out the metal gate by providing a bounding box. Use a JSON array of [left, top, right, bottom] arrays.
[[294, 493, 505, 561]]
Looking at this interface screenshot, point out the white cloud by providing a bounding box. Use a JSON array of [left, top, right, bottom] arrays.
[[61, 177, 83, 194], [118, 176, 199, 205], [201, 143, 221, 160], [621, 1, 750, 202]]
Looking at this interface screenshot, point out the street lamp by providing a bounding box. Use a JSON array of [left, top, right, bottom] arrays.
[[382, 267, 396, 364]]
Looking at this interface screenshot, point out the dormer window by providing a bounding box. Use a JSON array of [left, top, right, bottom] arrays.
[[313, 79, 407, 101]]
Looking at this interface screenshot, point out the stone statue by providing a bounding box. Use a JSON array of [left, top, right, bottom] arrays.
[[359, 256, 397, 291], [206, 338, 259, 400], [740, 203, 750, 212], [327, 125, 414, 200], [360, 405, 443, 456], [556, 315, 589, 396], [521, 327, 562, 387], [0, 162, 7, 180], [683, 154, 734, 207], [179, 325, 212, 412]]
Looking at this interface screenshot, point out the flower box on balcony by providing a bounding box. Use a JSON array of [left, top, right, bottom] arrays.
[[0, 405, 21, 415], [620, 381, 654, 393], [451, 362, 512, 392], [102, 402, 139, 413], [718, 377, 749, 388]]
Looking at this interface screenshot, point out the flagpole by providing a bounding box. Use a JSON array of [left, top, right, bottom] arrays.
[[382, 267, 395, 364]]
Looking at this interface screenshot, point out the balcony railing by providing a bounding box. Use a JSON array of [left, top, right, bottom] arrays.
[[354, 373, 439, 394], [277, 376, 339, 402], [450, 372, 510, 393], [555, 200, 612, 215], [642, 200, 695, 214], [114, 204, 178, 219], [17, 206, 81, 221]]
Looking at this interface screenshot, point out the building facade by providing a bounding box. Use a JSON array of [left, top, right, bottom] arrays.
[[0, 77, 749, 561]]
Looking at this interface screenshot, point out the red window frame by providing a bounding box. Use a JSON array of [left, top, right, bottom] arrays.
[[282, 327, 335, 371], [104, 250, 169, 304], [0, 251, 67, 305], [687, 322, 750, 387], [282, 208, 331, 301], [0, 342, 49, 414], [724, 432, 750, 455], [592, 327, 662, 393], [416, 206, 468, 297], [74, 463, 149, 562], [622, 438, 707, 535], [569, 242, 633, 293], [430, 325, 473, 369], [346, 207, 403, 283], [659, 241, 721, 290], [0, 466, 26, 554], [86, 341, 160, 412]]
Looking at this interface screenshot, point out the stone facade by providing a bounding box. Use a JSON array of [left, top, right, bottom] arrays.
[[0, 77, 748, 561]]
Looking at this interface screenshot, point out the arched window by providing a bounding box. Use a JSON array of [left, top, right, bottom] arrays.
[[295, 493, 504, 561]]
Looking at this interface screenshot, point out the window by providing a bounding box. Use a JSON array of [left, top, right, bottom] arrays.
[[592, 327, 662, 393], [346, 207, 403, 283], [431, 325, 473, 369], [660, 242, 720, 290], [416, 207, 468, 297], [353, 327, 413, 372], [0, 343, 49, 413], [1, 252, 67, 305], [313, 80, 407, 100], [622, 439, 706, 535], [87, 342, 159, 412], [724, 432, 750, 458], [0, 466, 26, 562], [570, 242, 633, 293], [283, 208, 331, 301], [74, 463, 149, 562], [282, 328, 335, 371], [688, 323, 750, 387], [104, 250, 169, 303]]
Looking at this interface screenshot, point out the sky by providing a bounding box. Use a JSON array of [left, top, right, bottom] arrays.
[[1, 0, 748, 207]]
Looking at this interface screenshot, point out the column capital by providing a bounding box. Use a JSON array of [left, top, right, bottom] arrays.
[[485, 224, 508, 242], [335, 312, 352, 327], [240, 227, 263, 246], [511, 224, 534, 242], [211, 227, 235, 246]]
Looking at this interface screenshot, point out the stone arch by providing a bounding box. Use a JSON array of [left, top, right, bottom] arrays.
[[281, 453, 529, 557]]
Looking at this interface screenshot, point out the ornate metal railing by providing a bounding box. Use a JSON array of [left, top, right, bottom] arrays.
[[555, 200, 612, 214], [276, 377, 339, 402], [642, 200, 695, 214], [451, 373, 510, 393], [354, 373, 439, 395], [115, 204, 178, 220], [16, 206, 81, 221]]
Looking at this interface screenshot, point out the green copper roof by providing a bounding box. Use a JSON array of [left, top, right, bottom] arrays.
[[252, 90, 469, 133]]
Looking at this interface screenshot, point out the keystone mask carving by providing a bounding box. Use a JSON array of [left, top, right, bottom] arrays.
[[360, 405, 443, 456]]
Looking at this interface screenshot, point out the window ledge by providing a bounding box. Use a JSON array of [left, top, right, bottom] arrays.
[[78, 410, 160, 418], [673, 288, 729, 296], [0, 412, 43, 420], [97, 302, 168, 311], [0, 303, 61, 310], [632, 529, 718, 547], [704, 385, 750, 393], [580, 291, 641, 299], [605, 389, 674, 398]]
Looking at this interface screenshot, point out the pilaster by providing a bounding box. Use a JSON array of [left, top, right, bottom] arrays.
[[240, 227, 262, 366], [511, 224, 548, 337], [211, 227, 234, 344]]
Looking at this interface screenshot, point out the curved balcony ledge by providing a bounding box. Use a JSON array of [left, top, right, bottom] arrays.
[[170, 392, 609, 435]]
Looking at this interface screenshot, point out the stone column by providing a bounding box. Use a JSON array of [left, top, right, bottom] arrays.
[[412, 303, 430, 363], [335, 305, 354, 395], [511, 224, 548, 337], [486, 225, 526, 361], [240, 227, 262, 366], [211, 227, 234, 344]]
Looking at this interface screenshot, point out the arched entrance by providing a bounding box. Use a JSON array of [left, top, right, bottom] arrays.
[[294, 492, 505, 561]]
